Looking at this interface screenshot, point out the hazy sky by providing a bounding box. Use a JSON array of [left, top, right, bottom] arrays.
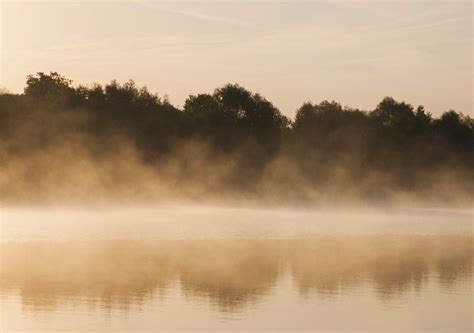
[[1, 1, 472, 116]]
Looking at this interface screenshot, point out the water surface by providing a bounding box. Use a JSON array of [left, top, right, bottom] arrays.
[[1, 207, 473, 331]]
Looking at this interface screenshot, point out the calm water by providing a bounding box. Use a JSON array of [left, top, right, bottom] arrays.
[[1, 206, 473, 332]]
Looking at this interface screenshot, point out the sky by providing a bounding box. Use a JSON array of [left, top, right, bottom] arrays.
[[1, 1, 472, 117]]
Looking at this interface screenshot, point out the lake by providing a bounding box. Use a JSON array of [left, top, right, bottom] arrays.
[[1, 206, 473, 332]]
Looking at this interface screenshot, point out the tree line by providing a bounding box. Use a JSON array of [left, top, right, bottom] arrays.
[[0, 72, 472, 203]]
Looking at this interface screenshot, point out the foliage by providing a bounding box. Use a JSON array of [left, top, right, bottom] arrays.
[[1, 72, 472, 203]]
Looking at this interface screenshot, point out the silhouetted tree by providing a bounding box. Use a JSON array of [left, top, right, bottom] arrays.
[[0, 72, 472, 202]]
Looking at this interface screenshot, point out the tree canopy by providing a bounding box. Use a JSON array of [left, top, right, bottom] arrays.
[[0, 72, 472, 204]]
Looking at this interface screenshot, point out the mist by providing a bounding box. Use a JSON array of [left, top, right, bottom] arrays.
[[2, 236, 472, 312], [2, 1, 473, 329], [1, 72, 472, 208]]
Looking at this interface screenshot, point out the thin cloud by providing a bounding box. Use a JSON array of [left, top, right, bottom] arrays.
[[133, 1, 257, 29]]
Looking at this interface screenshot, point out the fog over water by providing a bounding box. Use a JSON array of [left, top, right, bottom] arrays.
[[1, 3, 473, 330], [2, 73, 473, 207], [1, 205, 473, 241], [1, 206, 473, 331]]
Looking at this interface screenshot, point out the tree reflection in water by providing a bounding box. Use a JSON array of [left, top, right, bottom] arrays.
[[1, 236, 472, 313]]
